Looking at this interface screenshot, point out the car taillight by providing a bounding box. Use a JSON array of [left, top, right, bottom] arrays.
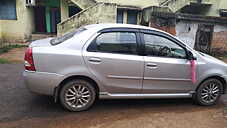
[[24, 48, 36, 71]]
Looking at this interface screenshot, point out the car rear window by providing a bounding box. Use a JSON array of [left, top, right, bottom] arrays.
[[50, 27, 87, 45]]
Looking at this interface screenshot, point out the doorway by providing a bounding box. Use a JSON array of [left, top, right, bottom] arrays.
[[50, 8, 61, 33], [34, 6, 47, 33], [195, 24, 213, 53], [34, 6, 61, 34]]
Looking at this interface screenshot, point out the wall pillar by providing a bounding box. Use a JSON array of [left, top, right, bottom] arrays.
[[123, 10, 127, 24], [60, 0, 69, 21]]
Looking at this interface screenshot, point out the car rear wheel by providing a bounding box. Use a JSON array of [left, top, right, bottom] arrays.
[[194, 78, 223, 106], [59, 79, 96, 112]]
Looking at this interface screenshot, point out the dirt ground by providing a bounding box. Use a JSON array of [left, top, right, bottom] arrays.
[[1, 103, 227, 128], [223, 58, 227, 63], [0, 47, 26, 63]]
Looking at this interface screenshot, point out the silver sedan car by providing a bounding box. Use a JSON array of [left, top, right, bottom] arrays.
[[23, 24, 227, 111]]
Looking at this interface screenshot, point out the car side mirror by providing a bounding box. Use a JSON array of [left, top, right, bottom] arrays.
[[187, 51, 197, 60]]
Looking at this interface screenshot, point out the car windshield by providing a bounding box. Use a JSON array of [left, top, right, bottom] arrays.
[[50, 27, 87, 45]]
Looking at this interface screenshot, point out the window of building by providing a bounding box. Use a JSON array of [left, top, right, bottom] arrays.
[[117, 9, 124, 23], [144, 34, 186, 59], [127, 10, 138, 24], [0, 0, 17, 20], [220, 9, 227, 17], [88, 32, 138, 55]]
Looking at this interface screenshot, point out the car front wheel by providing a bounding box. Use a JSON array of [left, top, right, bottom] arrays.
[[194, 78, 223, 106], [59, 79, 96, 112]]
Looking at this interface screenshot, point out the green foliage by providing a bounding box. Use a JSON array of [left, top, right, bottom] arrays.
[[0, 44, 27, 55], [0, 58, 10, 64]]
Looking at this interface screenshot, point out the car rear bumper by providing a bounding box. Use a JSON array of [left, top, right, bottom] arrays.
[[23, 71, 64, 96]]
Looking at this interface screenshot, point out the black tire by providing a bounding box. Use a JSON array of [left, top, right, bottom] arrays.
[[59, 79, 96, 112], [194, 78, 223, 106]]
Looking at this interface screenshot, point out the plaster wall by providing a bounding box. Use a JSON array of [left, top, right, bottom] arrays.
[[176, 21, 198, 48], [175, 21, 227, 53], [58, 3, 117, 36], [0, 0, 35, 43]]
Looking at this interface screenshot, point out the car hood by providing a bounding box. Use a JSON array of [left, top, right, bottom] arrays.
[[199, 52, 227, 66], [29, 38, 54, 47]]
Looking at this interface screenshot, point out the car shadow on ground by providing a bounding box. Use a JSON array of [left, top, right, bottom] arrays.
[[4, 95, 223, 122]]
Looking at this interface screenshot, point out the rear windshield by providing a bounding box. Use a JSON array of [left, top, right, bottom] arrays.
[[50, 27, 87, 45]]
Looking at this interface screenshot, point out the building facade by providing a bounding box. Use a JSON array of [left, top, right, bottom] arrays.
[[154, 0, 227, 54], [0, 0, 227, 54]]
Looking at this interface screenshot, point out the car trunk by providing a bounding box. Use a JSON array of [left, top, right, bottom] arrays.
[[29, 38, 54, 48]]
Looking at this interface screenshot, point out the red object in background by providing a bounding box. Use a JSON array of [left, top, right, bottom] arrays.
[[24, 48, 36, 71]]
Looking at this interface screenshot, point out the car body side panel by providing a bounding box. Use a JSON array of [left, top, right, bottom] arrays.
[[193, 55, 227, 91], [82, 31, 144, 94], [83, 52, 144, 94], [143, 56, 193, 93]]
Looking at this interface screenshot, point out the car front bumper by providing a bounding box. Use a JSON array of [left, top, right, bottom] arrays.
[[23, 71, 64, 96]]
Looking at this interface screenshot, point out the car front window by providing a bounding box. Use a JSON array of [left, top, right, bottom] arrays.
[[144, 33, 186, 59]]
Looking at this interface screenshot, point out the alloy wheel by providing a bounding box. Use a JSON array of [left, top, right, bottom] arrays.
[[65, 84, 91, 109], [200, 82, 220, 104]]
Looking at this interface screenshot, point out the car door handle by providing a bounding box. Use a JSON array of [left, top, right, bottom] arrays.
[[88, 58, 102, 63], [146, 63, 157, 68]]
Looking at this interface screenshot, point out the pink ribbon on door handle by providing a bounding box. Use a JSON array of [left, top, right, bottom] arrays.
[[190, 60, 197, 84]]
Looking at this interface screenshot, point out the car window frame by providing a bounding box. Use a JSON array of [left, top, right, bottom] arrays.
[[87, 28, 142, 56], [139, 29, 188, 59]]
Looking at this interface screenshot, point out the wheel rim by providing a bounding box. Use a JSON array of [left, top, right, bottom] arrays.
[[201, 81, 220, 103], [65, 84, 91, 109]]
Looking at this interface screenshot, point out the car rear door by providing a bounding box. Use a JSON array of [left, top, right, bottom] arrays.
[[83, 28, 144, 94], [141, 30, 193, 94]]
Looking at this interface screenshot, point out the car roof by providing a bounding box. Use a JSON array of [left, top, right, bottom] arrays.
[[84, 23, 161, 32]]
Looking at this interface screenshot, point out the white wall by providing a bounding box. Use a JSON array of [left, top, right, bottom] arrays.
[[176, 21, 198, 48], [214, 24, 227, 32]]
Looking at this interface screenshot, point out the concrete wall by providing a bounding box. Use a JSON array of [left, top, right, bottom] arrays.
[[0, 0, 35, 44], [58, 3, 117, 35], [176, 21, 198, 48], [60, 0, 69, 21], [186, 0, 227, 17], [96, 0, 159, 8], [0, 23, 2, 38], [70, 0, 96, 10], [203, 0, 222, 17], [219, 0, 227, 10], [204, 0, 227, 16], [0, 23, 2, 45], [175, 21, 227, 53], [162, 0, 227, 17]]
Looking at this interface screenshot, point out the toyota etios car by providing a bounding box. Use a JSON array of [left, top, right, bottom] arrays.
[[23, 24, 227, 111]]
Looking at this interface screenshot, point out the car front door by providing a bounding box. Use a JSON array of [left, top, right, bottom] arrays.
[[141, 31, 193, 94], [83, 29, 144, 94]]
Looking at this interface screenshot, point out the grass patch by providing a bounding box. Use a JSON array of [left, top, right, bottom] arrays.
[[224, 106, 227, 116], [0, 58, 11, 64], [225, 106, 227, 110], [0, 44, 27, 55]]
